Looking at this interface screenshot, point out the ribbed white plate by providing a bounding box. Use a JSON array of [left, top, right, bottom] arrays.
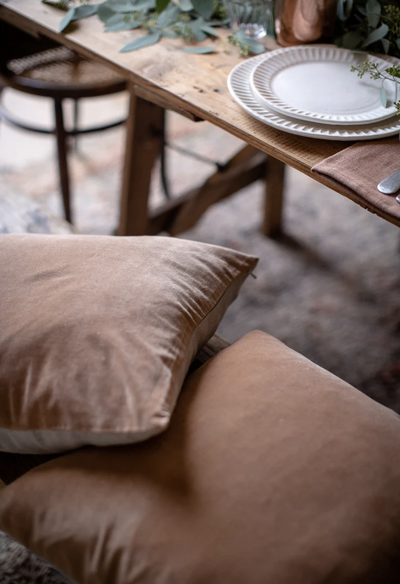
[[227, 54, 400, 141], [250, 45, 396, 125]]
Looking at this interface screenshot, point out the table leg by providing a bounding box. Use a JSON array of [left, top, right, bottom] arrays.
[[117, 84, 164, 236], [263, 156, 286, 238]]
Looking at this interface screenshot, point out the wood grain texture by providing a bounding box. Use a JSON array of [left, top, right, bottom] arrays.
[[1, 0, 399, 228], [117, 88, 165, 236], [0, 0, 347, 177], [263, 156, 286, 237]]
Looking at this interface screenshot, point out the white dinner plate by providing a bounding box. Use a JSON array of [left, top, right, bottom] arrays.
[[227, 54, 400, 141], [249, 45, 397, 125]]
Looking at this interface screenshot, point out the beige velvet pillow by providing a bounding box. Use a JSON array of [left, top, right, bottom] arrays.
[[2, 331, 400, 584], [0, 234, 257, 454]]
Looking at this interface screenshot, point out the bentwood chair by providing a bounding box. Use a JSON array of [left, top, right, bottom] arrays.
[[0, 21, 127, 224]]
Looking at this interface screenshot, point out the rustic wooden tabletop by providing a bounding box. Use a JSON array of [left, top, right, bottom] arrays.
[[1, 0, 398, 232]]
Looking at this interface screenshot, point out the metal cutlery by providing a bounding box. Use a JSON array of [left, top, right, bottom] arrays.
[[377, 169, 400, 195]]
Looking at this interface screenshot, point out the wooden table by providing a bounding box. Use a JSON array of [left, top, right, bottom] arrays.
[[2, 0, 399, 235]]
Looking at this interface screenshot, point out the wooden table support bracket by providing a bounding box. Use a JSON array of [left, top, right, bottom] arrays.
[[117, 84, 285, 237]]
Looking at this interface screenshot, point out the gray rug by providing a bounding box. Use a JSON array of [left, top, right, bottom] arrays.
[[0, 535, 70, 584], [1, 113, 400, 583]]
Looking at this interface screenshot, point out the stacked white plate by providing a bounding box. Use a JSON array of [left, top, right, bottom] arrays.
[[227, 44, 400, 141]]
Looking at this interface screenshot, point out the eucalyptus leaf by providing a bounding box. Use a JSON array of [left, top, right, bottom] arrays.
[[42, 0, 69, 8], [59, 7, 76, 31], [105, 20, 142, 30], [134, 0, 156, 10], [73, 4, 100, 20], [366, 0, 381, 27], [161, 29, 179, 37], [342, 30, 363, 49], [245, 38, 266, 54], [337, 0, 345, 21], [366, 0, 380, 12], [183, 45, 215, 53], [367, 10, 380, 28], [235, 28, 247, 41], [157, 4, 179, 25], [190, 21, 207, 41], [102, 12, 127, 26], [362, 23, 389, 47], [235, 29, 265, 52], [381, 82, 387, 107], [199, 23, 219, 37], [167, 4, 181, 17], [105, 13, 143, 30], [97, 3, 116, 22], [381, 38, 389, 54], [120, 30, 161, 51], [191, 0, 213, 20], [106, 0, 136, 11], [396, 39, 400, 51], [357, 5, 366, 16], [178, 0, 193, 11]]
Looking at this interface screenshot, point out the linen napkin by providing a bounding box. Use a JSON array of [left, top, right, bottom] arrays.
[[312, 137, 400, 222]]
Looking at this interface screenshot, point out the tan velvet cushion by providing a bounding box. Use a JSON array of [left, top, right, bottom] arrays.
[[0, 234, 257, 454], [2, 331, 400, 584]]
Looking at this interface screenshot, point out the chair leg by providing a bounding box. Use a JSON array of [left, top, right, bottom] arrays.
[[73, 98, 79, 153], [0, 82, 4, 129], [160, 112, 171, 199], [54, 99, 73, 224]]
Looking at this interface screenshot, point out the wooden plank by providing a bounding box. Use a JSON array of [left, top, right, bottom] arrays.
[[117, 87, 165, 236], [167, 147, 266, 235], [133, 84, 203, 122], [147, 149, 266, 235]]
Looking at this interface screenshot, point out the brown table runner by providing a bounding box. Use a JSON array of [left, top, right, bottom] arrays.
[[312, 137, 400, 222]]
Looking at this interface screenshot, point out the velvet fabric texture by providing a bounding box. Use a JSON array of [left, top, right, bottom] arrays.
[[2, 331, 400, 584], [0, 234, 257, 454]]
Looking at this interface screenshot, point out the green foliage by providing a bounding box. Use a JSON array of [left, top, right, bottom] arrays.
[[336, 0, 400, 58], [43, 0, 266, 55], [351, 60, 400, 112], [227, 29, 266, 56], [120, 30, 161, 50]]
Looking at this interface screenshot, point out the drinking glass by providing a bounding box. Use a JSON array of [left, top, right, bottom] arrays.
[[226, 0, 274, 39]]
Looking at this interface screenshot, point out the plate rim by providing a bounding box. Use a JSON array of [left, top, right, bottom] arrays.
[[249, 45, 397, 126], [227, 53, 400, 141]]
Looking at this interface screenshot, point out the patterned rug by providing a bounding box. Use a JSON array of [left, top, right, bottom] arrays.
[[1, 107, 400, 583]]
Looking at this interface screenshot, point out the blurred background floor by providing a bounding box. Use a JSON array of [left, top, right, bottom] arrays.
[[1, 86, 400, 410]]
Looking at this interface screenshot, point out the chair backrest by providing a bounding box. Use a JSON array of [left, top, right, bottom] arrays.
[[0, 20, 127, 98], [0, 20, 59, 68]]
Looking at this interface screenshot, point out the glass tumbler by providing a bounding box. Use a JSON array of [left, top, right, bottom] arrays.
[[226, 0, 274, 39]]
